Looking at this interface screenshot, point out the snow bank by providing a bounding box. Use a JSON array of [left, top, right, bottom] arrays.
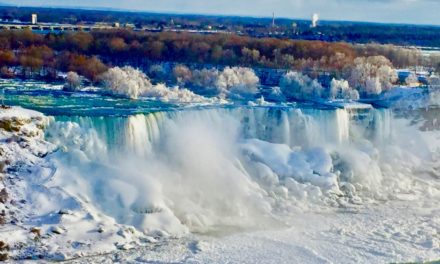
[[0, 106, 49, 138]]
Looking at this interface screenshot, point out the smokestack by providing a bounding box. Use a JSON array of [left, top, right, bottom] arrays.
[[272, 12, 275, 28], [311, 13, 319, 28]]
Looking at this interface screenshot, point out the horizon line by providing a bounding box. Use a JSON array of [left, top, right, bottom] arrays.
[[1, 4, 440, 28]]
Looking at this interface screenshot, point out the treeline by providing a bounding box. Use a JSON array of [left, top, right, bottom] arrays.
[[0, 29, 437, 82], [0, 30, 108, 81]]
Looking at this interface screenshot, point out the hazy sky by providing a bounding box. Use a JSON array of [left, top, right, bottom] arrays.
[[3, 0, 440, 25]]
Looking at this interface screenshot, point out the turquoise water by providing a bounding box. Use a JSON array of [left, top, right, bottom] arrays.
[[1, 80, 182, 116], [0, 79, 333, 117]]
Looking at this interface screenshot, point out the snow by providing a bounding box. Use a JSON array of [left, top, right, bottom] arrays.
[[0, 106, 45, 121], [74, 200, 440, 263]]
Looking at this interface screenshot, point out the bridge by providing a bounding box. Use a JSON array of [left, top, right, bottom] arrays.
[[0, 22, 118, 32]]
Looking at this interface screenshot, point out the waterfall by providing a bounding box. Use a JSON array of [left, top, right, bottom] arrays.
[[43, 106, 439, 235], [335, 109, 350, 143]]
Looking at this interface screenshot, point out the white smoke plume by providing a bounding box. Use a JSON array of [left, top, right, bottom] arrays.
[[312, 13, 319, 28]]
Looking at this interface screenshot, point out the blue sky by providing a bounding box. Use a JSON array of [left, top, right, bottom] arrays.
[[3, 0, 440, 25]]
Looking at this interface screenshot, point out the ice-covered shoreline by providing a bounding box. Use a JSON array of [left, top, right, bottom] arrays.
[[0, 107, 170, 261]]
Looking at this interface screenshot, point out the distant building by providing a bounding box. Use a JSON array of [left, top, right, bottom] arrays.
[[31, 14, 37, 25], [113, 22, 120, 28]]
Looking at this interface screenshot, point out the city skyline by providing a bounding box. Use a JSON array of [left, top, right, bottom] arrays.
[[1, 0, 440, 26]]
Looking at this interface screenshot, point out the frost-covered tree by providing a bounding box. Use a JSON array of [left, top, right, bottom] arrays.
[[329, 79, 359, 100], [172, 65, 192, 85], [101, 66, 152, 99], [279, 71, 324, 100], [348, 56, 398, 96], [216, 67, 259, 96], [100, 66, 204, 102], [64, 71, 81, 92], [365, 77, 382, 95], [376, 64, 397, 91], [190, 67, 259, 97], [191, 68, 220, 91]]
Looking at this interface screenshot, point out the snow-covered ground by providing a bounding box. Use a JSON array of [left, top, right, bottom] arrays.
[[82, 200, 440, 263]]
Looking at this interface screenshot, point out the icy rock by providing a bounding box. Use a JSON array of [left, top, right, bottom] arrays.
[[0, 188, 8, 204], [97, 226, 105, 233], [30, 227, 41, 237], [191, 240, 209, 253], [0, 162, 5, 173], [117, 227, 136, 238], [51, 226, 64, 235], [0, 241, 9, 251], [141, 236, 157, 243], [116, 243, 134, 250], [0, 107, 49, 136], [58, 209, 73, 215]]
